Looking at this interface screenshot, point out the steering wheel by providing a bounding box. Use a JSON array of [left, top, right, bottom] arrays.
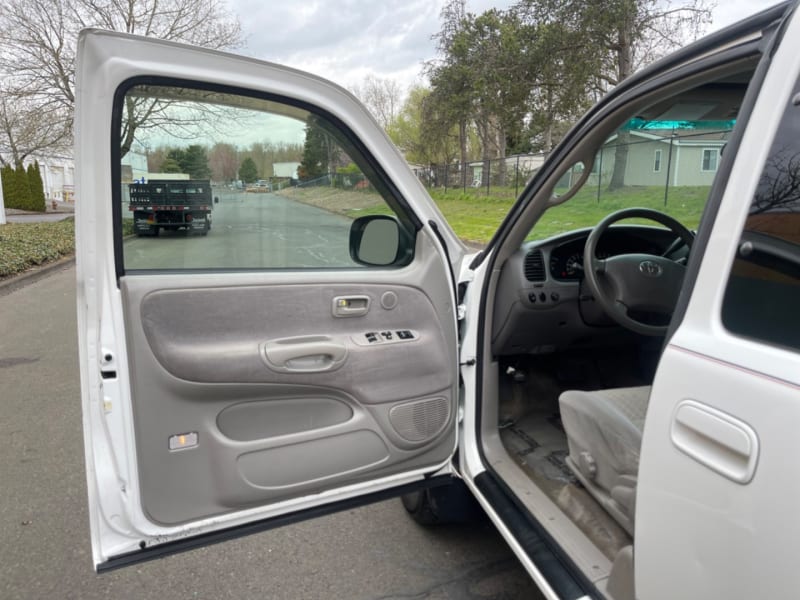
[[582, 208, 694, 336]]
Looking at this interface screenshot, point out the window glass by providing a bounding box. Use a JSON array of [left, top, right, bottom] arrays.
[[701, 148, 718, 172], [117, 84, 411, 271], [721, 83, 800, 352], [530, 118, 734, 241]]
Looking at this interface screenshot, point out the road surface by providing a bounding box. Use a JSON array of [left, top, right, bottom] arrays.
[[124, 190, 356, 270]]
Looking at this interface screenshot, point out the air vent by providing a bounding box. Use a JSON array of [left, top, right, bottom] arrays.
[[524, 249, 546, 282]]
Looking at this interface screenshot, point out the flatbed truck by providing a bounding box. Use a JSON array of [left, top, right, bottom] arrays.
[[129, 179, 213, 236]]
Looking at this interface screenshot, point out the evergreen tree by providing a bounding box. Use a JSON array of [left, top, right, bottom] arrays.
[[14, 163, 34, 210], [180, 144, 212, 179], [238, 157, 258, 183], [298, 123, 330, 181], [160, 157, 183, 173], [0, 165, 15, 209], [166, 148, 186, 167], [27, 161, 46, 211]]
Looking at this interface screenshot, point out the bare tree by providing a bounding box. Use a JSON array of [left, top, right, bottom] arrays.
[[350, 75, 403, 131], [208, 142, 240, 182], [0, 88, 71, 167], [580, 0, 714, 190], [752, 148, 800, 215], [0, 0, 243, 156]]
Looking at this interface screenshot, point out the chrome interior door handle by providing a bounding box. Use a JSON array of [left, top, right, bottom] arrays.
[[670, 400, 759, 484]]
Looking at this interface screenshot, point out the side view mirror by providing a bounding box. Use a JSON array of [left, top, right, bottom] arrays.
[[214, 196, 219, 204], [349, 215, 414, 267]]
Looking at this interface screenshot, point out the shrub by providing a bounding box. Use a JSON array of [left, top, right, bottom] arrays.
[[14, 163, 35, 211], [27, 161, 47, 211], [0, 219, 75, 277], [1, 163, 45, 212]]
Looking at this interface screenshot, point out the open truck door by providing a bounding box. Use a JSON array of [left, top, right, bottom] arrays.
[[75, 29, 464, 570]]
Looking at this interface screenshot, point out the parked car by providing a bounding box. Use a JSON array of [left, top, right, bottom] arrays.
[[74, 3, 799, 598], [245, 179, 272, 192]]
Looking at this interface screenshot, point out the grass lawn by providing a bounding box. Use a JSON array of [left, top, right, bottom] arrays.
[[279, 184, 710, 246], [1, 183, 708, 280], [530, 185, 708, 241]]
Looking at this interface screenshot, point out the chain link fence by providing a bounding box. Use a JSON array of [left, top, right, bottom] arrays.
[[410, 128, 732, 202], [411, 153, 547, 197]]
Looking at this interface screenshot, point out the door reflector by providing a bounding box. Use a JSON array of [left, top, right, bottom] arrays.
[[168, 432, 198, 451]]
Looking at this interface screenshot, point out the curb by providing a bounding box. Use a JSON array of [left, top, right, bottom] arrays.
[[0, 255, 75, 297]]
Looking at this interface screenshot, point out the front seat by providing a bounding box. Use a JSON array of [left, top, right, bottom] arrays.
[[559, 386, 651, 536]]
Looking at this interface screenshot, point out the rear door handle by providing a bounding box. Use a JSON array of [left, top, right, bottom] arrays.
[[671, 400, 759, 484]]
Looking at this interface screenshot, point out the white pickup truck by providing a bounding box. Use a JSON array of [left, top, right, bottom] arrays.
[[75, 2, 800, 598]]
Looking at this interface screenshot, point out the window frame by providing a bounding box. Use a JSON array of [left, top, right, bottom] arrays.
[[653, 148, 663, 172], [110, 76, 421, 280], [701, 147, 719, 172]]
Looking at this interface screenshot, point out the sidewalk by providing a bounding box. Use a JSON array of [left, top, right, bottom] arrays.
[[4, 200, 75, 223]]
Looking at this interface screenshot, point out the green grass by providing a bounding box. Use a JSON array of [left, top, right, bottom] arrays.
[[428, 189, 516, 245], [531, 185, 708, 241], [0, 219, 75, 278], [281, 183, 709, 245], [428, 185, 709, 244]]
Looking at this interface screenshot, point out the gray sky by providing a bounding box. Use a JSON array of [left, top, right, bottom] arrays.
[[229, 0, 779, 93]]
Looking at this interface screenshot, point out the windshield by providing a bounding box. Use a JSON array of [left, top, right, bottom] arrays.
[[534, 119, 735, 240]]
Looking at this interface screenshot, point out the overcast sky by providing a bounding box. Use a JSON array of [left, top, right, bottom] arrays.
[[229, 0, 779, 94]]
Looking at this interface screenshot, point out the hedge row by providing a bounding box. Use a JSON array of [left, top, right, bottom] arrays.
[[1, 162, 46, 212], [0, 219, 74, 277]]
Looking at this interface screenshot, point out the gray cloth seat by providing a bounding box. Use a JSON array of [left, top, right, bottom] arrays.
[[559, 386, 651, 536]]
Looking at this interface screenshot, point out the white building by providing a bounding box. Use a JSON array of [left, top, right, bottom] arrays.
[[20, 152, 75, 202], [121, 147, 148, 182]]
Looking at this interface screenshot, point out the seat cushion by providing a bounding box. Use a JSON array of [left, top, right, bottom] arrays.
[[559, 386, 651, 535]]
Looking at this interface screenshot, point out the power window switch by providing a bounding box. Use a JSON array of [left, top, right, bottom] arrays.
[[397, 330, 414, 340], [381, 331, 393, 340]]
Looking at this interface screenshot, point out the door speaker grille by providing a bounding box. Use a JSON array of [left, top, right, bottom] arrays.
[[389, 397, 450, 442]]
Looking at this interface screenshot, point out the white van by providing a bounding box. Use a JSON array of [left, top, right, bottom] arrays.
[[75, 3, 800, 598]]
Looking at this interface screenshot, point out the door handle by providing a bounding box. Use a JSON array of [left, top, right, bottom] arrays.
[[262, 336, 348, 373], [332, 295, 370, 317], [670, 400, 759, 484]]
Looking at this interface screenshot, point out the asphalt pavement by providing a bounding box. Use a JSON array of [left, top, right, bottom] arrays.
[[0, 264, 544, 600], [124, 190, 354, 269]]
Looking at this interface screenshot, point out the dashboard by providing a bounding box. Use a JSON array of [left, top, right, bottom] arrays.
[[548, 231, 668, 281], [492, 225, 690, 355]]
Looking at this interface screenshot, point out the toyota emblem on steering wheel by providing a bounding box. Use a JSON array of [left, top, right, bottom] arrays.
[[639, 260, 663, 277]]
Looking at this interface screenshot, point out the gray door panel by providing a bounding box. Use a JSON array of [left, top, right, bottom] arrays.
[[133, 283, 452, 401], [120, 250, 457, 525]]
